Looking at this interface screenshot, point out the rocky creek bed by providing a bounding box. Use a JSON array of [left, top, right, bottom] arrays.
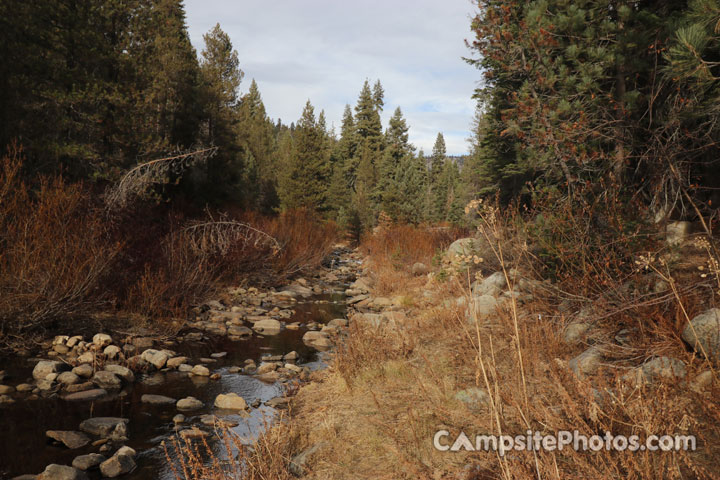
[[0, 248, 363, 480]]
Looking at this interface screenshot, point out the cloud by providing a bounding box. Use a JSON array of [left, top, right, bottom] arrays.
[[184, 0, 480, 155]]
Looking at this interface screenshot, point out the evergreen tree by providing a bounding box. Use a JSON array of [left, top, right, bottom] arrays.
[[277, 101, 328, 211], [237, 79, 279, 212], [377, 107, 414, 219], [429, 133, 447, 221]]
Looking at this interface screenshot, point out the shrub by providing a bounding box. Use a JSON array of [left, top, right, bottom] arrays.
[[0, 147, 119, 339]]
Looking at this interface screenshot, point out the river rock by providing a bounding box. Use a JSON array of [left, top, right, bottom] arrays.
[[66, 336, 83, 348], [473, 272, 507, 297], [16, 383, 34, 392], [228, 325, 252, 337], [454, 387, 490, 409], [411, 262, 429, 276], [0, 384, 15, 394], [252, 318, 282, 335], [46, 430, 90, 449], [140, 349, 168, 369], [0, 394, 14, 404], [469, 294, 499, 321], [283, 351, 299, 361], [289, 443, 325, 477], [33, 360, 64, 380], [214, 393, 248, 410], [178, 364, 193, 372], [64, 389, 107, 402], [176, 396, 203, 411], [65, 382, 94, 393], [166, 356, 188, 369], [79, 417, 128, 437], [76, 352, 94, 364], [38, 464, 88, 480], [265, 396, 291, 409], [563, 322, 592, 345], [91, 371, 121, 389], [141, 394, 175, 405], [56, 372, 80, 385], [190, 364, 210, 376], [103, 346, 121, 359], [72, 453, 105, 471], [691, 370, 714, 393], [682, 308, 720, 363], [72, 364, 93, 378], [446, 237, 483, 258], [99, 452, 135, 478], [569, 346, 603, 377], [625, 356, 687, 384], [328, 318, 349, 329], [92, 334, 112, 348], [303, 331, 332, 350], [103, 365, 134, 383]]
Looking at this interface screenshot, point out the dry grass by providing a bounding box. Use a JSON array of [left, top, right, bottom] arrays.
[[209, 204, 720, 479]]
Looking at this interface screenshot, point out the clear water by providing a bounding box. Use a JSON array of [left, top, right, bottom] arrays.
[[0, 293, 347, 479]]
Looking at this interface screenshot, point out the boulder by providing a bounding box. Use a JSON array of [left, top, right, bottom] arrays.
[[78, 417, 128, 437], [228, 325, 252, 337], [56, 372, 80, 385], [469, 294, 499, 321], [72, 453, 105, 471], [63, 389, 107, 402], [71, 364, 93, 379], [140, 349, 168, 369], [103, 365, 134, 383], [252, 318, 282, 335], [92, 334, 112, 348], [176, 397, 203, 411], [682, 308, 720, 363], [45, 430, 91, 449], [190, 365, 210, 376], [91, 371, 121, 389], [214, 393, 248, 410], [691, 370, 714, 393], [473, 272, 507, 297], [302, 331, 333, 350], [166, 356, 188, 369], [446, 237, 483, 258], [103, 346, 121, 359], [563, 323, 592, 345], [454, 387, 490, 409], [411, 262, 429, 276], [666, 221, 692, 246], [141, 394, 175, 405], [33, 360, 64, 380], [626, 356, 687, 384], [0, 384, 15, 394], [99, 453, 135, 478], [38, 464, 88, 480], [569, 346, 603, 377]]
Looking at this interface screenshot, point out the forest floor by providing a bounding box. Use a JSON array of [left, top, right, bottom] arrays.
[[243, 224, 720, 480]]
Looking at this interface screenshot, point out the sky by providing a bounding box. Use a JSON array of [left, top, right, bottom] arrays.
[[183, 0, 480, 156]]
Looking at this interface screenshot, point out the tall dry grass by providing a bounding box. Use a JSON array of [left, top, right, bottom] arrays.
[[226, 200, 720, 479]]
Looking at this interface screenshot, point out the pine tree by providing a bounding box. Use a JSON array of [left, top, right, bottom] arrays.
[[195, 23, 244, 203], [237, 79, 279, 212], [429, 133, 448, 221], [377, 107, 413, 219], [277, 101, 328, 211]]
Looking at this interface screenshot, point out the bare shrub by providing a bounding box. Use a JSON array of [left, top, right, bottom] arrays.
[[0, 147, 119, 339]]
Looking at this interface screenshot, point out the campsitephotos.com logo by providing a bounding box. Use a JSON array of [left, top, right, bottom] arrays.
[[434, 430, 696, 455]]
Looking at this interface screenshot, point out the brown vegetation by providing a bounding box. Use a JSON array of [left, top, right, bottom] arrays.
[[180, 205, 720, 479], [0, 148, 338, 346]]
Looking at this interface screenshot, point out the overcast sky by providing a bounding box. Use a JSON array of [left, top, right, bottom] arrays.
[[184, 0, 480, 155]]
